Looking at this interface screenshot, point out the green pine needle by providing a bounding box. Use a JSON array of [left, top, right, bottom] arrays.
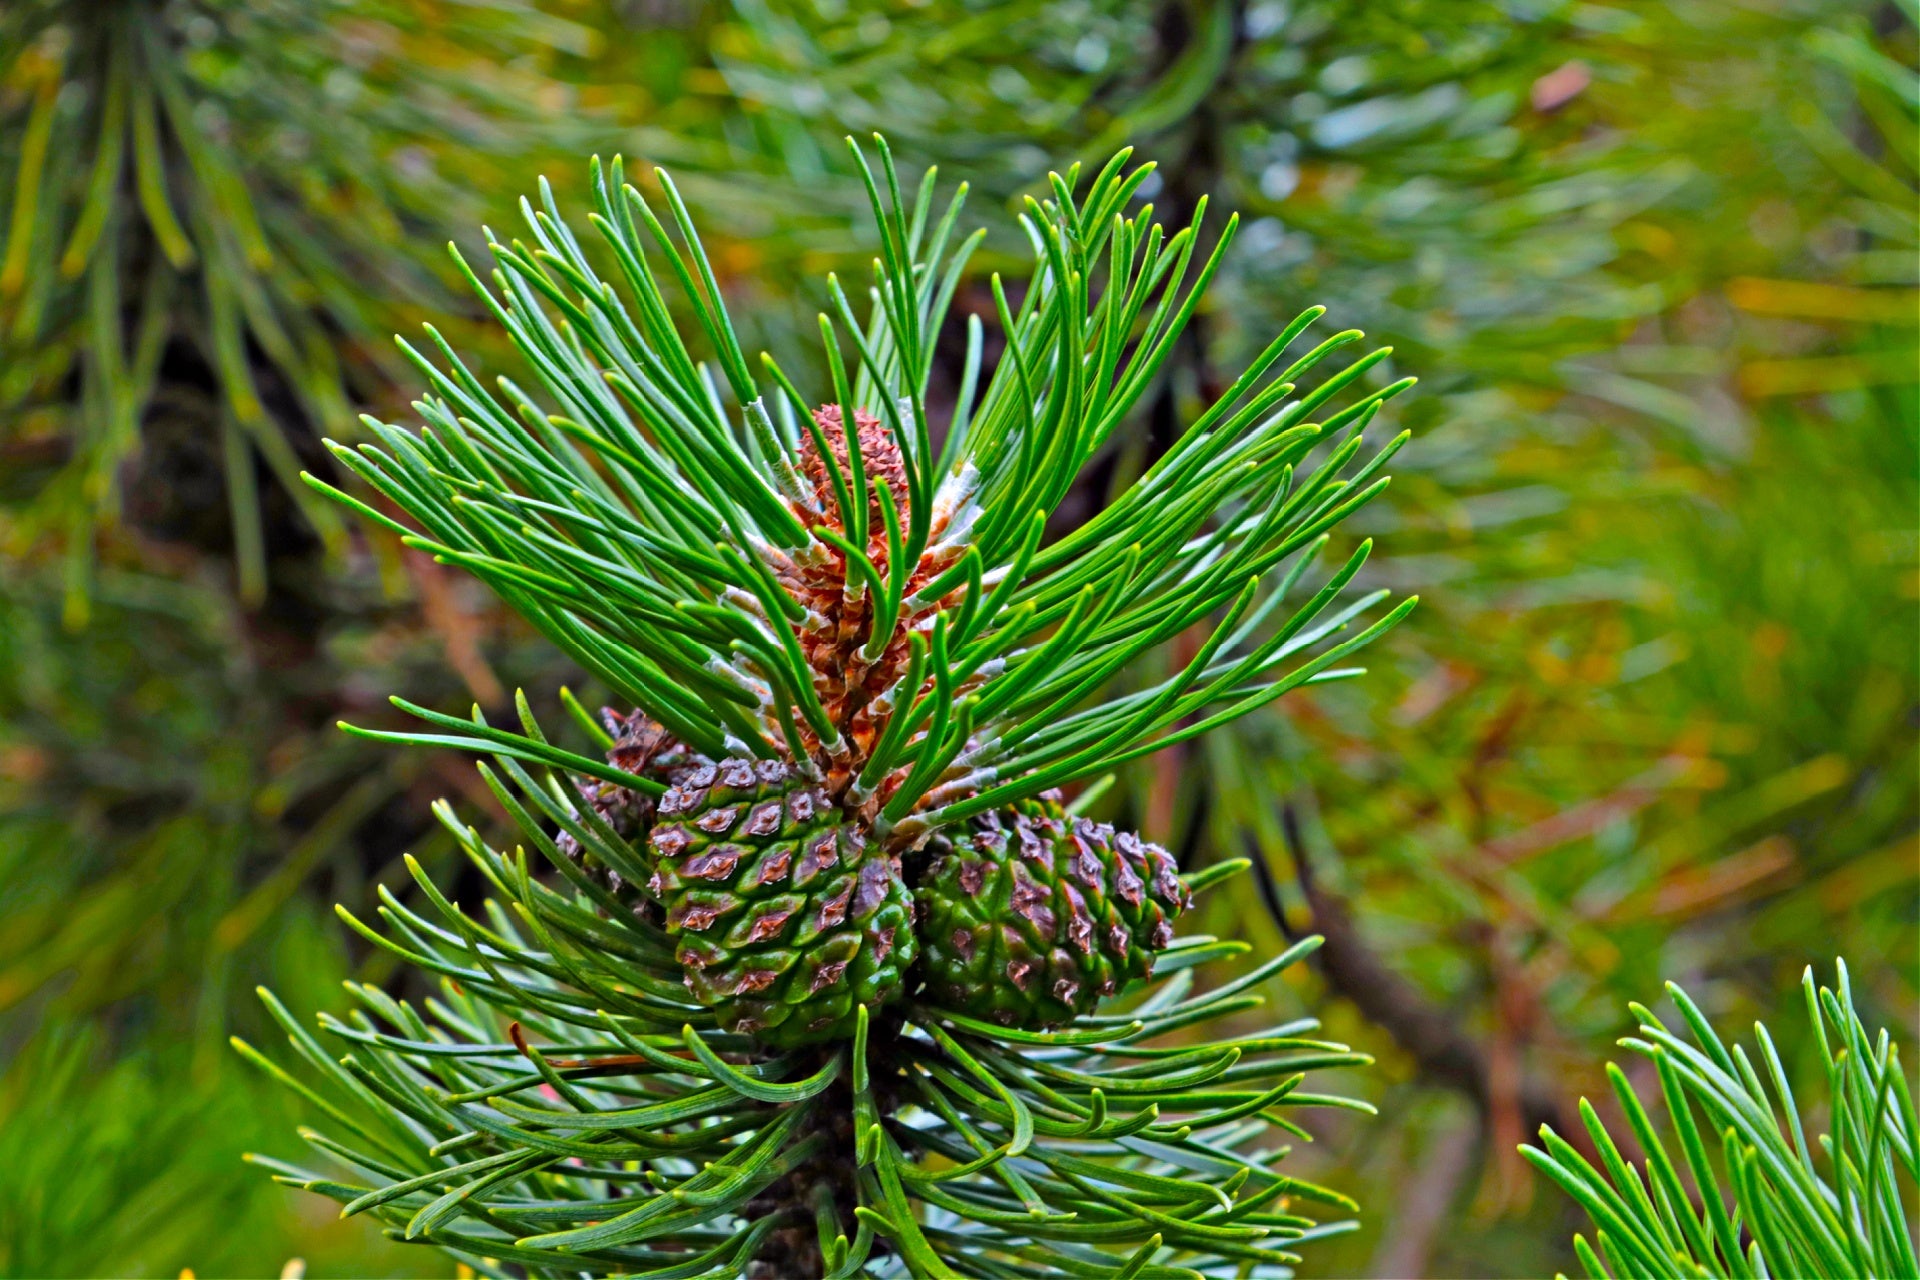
[[243, 737, 1375, 1276], [322, 137, 1413, 836], [1524, 959, 1919, 1280]]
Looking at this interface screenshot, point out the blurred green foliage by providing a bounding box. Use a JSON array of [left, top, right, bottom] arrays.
[[0, 1, 1912, 1276], [0, 0, 600, 614], [0, 928, 446, 1279]]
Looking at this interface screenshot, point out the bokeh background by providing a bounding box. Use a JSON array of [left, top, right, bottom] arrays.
[[0, 1, 1913, 1276]]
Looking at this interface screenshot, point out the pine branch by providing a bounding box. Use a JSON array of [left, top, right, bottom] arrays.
[[1524, 960, 1919, 1280], [248, 136, 1412, 1276]]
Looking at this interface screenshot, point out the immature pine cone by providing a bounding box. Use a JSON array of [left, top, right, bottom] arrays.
[[913, 798, 1192, 1026], [648, 756, 917, 1045]]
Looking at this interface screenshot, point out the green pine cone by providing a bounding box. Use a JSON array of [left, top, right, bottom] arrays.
[[647, 757, 916, 1045], [556, 709, 689, 900], [914, 801, 1193, 1027]]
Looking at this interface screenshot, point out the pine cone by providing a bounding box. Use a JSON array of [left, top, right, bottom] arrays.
[[773, 405, 963, 783], [794, 404, 908, 536], [648, 756, 917, 1045], [555, 709, 688, 898], [913, 800, 1192, 1026]]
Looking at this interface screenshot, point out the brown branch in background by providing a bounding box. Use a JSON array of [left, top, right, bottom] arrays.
[[1482, 754, 1700, 867], [1251, 806, 1575, 1145], [405, 549, 505, 708], [1365, 1109, 1480, 1280]]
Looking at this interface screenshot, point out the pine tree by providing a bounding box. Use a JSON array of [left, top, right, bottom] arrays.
[[239, 137, 1416, 1276]]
